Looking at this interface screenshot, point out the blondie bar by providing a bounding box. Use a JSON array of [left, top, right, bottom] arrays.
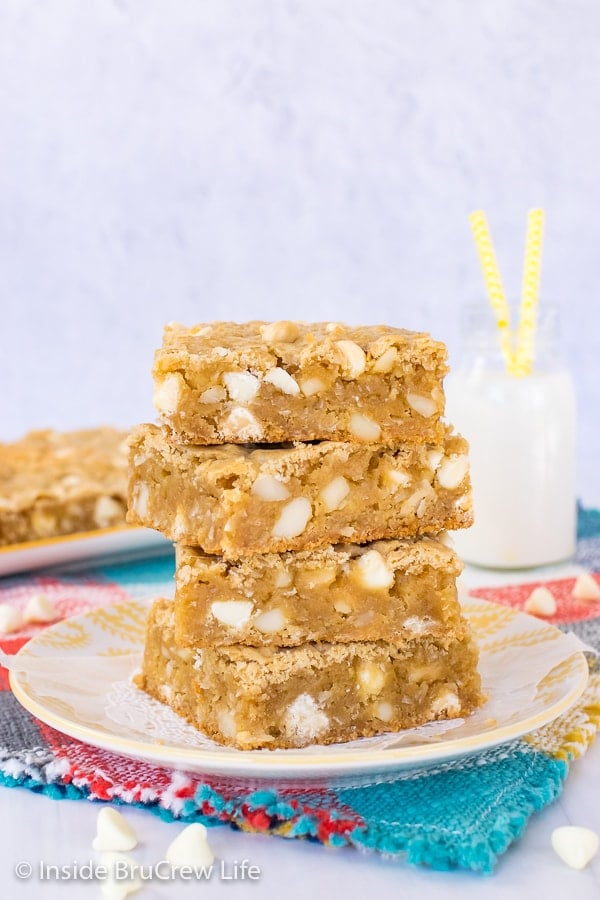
[[127, 424, 472, 556], [0, 428, 129, 546], [174, 537, 463, 647], [138, 598, 483, 750], [153, 321, 448, 444]]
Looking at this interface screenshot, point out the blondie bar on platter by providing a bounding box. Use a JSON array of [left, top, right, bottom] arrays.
[[0, 427, 129, 546], [127, 424, 472, 556], [174, 537, 463, 647], [153, 321, 448, 444], [137, 598, 483, 750]]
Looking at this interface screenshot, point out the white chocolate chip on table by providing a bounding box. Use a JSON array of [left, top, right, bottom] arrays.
[[551, 826, 599, 869], [0, 605, 23, 634], [572, 572, 600, 601], [92, 807, 138, 852], [99, 852, 142, 900], [23, 593, 57, 624], [166, 823, 215, 868], [524, 586, 557, 617]]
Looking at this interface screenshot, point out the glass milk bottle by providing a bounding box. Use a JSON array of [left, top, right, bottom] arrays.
[[445, 306, 576, 568]]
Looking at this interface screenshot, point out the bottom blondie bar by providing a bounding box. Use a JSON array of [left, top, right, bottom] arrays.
[[137, 598, 483, 750]]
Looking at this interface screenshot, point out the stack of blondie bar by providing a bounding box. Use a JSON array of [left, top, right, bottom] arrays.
[[129, 321, 483, 749]]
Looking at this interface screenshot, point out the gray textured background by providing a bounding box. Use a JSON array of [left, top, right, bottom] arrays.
[[2, 1, 598, 500]]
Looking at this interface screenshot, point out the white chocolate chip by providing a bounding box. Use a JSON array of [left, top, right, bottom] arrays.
[[524, 586, 556, 617], [348, 412, 381, 440], [30, 509, 55, 536], [407, 662, 445, 684], [272, 498, 312, 539], [374, 701, 394, 722], [153, 373, 182, 414], [299, 376, 326, 397], [132, 482, 149, 518], [572, 573, 600, 601], [429, 688, 461, 715], [406, 392, 437, 417], [437, 454, 469, 490], [284, 694, 329, 743], [336, 340, 366, 378], [251, 474, 290, 501], [217, 709, 237, 739], [159, 683, 173, 703], [274, 569, 293, 588], [551, 826, 599, 870], [210, 600, 254, 628], [166, 823, 215, 868], [260, 320, 300, 343], [354, 550, 395, 590], [427, 448, 444, 471], [304, 564, 338, 588], [173, 508, 189, 538], [223, 371, 260, 403], [319, 476, 350, 512], [382, 467, 411, 489], [264, 367, 300, 395], [357, 662, 387, 696], [199, 386, 227, 404], [254, 608, 287, 633], [221, 408, 263, 441], [94, 496, 123, 528], [92, 807, 138, 852], [0, 605, 23, 634], [99, 852, 141, 900], [23, 594, 57, 624], [334, 599, 352, 615], [403, 616, 433, 634], [372, 347, 397, 373], [400, 483, 435, 517]]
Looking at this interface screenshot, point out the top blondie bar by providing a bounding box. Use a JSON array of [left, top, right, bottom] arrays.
[[153, 321, 448, 444]]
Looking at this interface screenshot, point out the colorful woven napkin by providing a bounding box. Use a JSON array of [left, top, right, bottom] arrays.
[[1, 509, 600, 874]]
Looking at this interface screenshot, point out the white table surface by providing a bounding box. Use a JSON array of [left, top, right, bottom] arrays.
[[2, 489, 600, 899]]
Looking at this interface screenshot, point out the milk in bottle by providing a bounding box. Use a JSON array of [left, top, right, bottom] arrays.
[[445, 306, 576, 568]]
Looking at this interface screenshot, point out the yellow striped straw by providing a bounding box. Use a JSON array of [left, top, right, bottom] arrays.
[[514, 208, 545, 375], [469, 211, 515, 372]]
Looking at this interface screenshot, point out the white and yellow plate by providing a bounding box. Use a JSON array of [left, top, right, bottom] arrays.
[[7, 596, 589, 781]]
